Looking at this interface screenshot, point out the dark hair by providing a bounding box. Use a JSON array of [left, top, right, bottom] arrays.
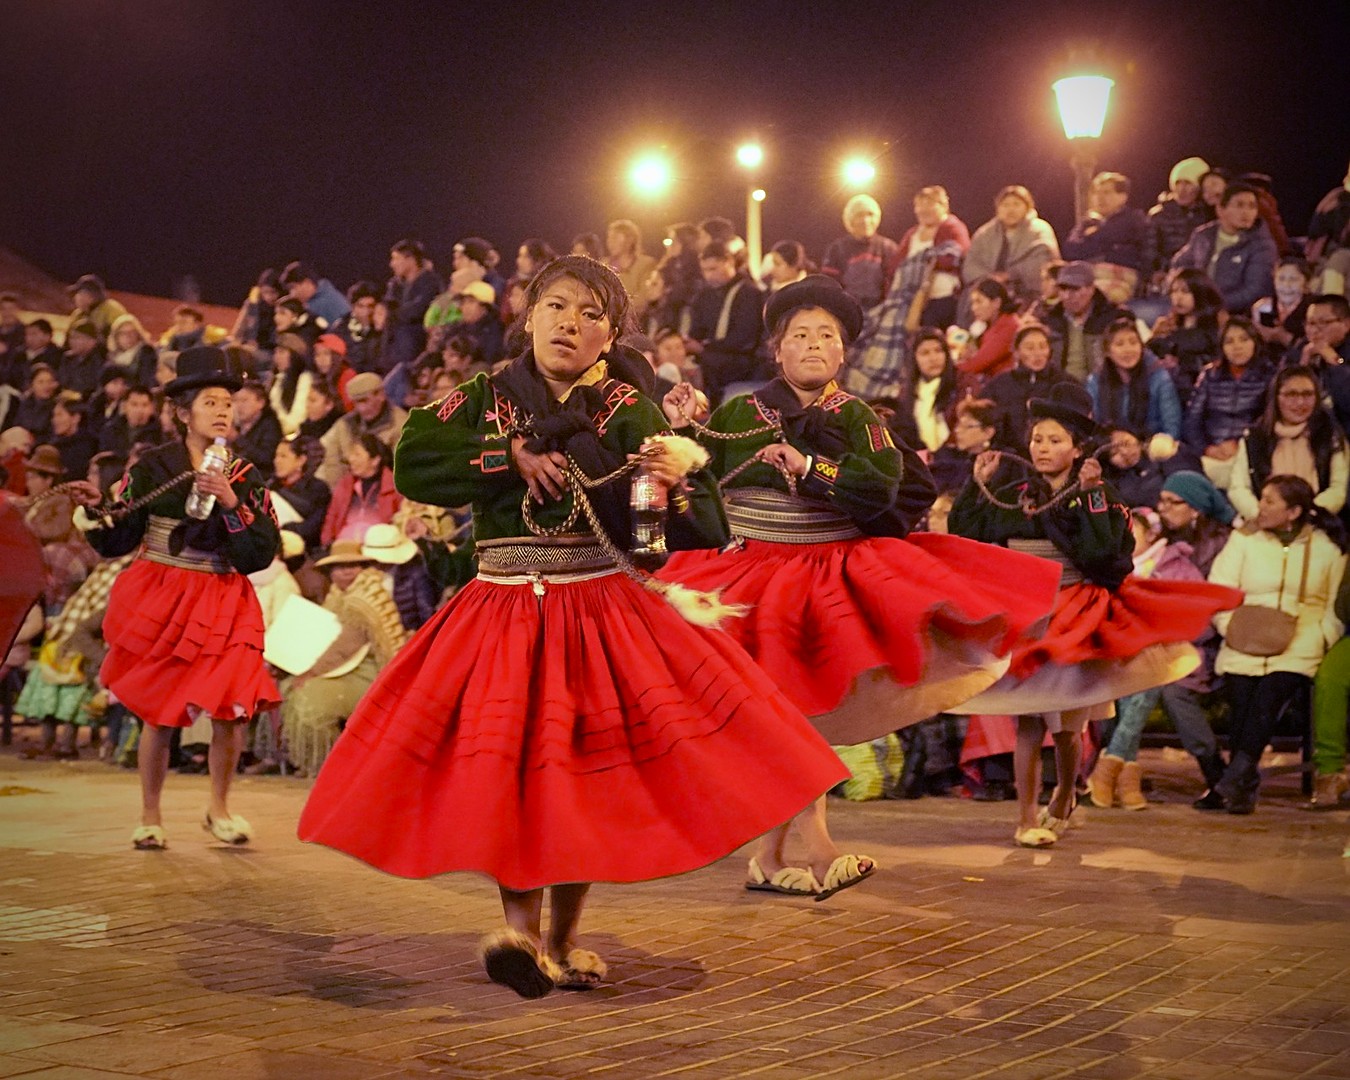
[[1169, 268, 1224, 335], [235, 380, 267, 402], [1014, 322, 1051, 351], [443, 333, 485, 366], [1219, 182, 1258, 207], [389, 239, 426, 264], [173, 305, 204, 322], [519, 238, 556, 271], [276, 297, 305, 317], [352, 431, 391, 470], [1259, 474, 1345, 548], [346, 280, 381, 304], [273, 339, 310, 412], [700, 217, 736, 244], [1259, 365, 1342, 451], [701, 240, 734, 263], [1220, 316, 1262, 365], [125, 383, 154, 401], [653, 326, 683, 346], [904, 328, 958, 414], [53, 398, 86, 425], [27, 318, 53, 336], [89, 451, 127, 491], [279, 261, 318, 286], [279, 432, 323, 477], [972, 277, 1018, 316], [1100, 317, 1151, 430], [956, 396, 1000, 430], [570, 232, 603, 260], [1309, 293, 1350, 320], [770, 240, 807, 270], [1277, 255, 1313, 279], [995, 184, 1036, 211], [667, 222, 701, 250], [0, 293, 17, 305], [1092, 172, 1130, 196], [256, 267, 279, 290], [522, 255, 631, 341]]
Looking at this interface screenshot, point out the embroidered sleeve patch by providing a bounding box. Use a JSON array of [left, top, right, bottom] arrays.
[[817, 390, 855, 414], [866, 423, 894, 451], [436, 389, 468, 422], [592, 381, 641, 436], [811, 457, 841, 486], [471, 450, 509, 474], [1087, 489, 1107, 513]]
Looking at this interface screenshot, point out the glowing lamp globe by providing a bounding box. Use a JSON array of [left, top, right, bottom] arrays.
[[1053, 75, 1114, 139], [629, 154, 672, 196], [843, 159, 876, 186], [737, 143, 764, 169], [751, 188, 766, 203]]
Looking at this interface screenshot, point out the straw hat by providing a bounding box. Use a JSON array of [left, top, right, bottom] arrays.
[[360, 523, 418, 565], [314, 538, 373, 568]]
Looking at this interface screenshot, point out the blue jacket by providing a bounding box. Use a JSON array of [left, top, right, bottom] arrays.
[[1170, 221, 1277, 314], [1063, 207, 1152, 273], [306, 278, 352, 328], [1182, 359, 1273, 450], [1085, 358, 1182, 438]]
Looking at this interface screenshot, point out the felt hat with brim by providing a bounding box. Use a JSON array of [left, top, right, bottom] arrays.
[[26, 444, 65, 477], [314, 538, 373, 568], [25, 493, 75, 542], [763, 274, 864, 343], [164, 346, 243, 396], [1027, 383, 1100, 444], [360, 523, 418, 565]]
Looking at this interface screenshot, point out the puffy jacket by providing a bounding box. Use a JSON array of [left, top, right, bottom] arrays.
[[1182, 359, 1273, 450], [1147, 194, 1209, 271], [1226, 428, 1349, 521], [1085, 357, 1183, 438], [983, 365, 1074, 449], [1171, 221, 1278, 314], [1211, 526, 1345, 677], [1063, 207, 1152, 272], [1042, 291, 1132, 382]]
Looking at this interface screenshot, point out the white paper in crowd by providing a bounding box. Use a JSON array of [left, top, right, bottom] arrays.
[[270, 491, 302, 526], [263, 595, 342, 674]]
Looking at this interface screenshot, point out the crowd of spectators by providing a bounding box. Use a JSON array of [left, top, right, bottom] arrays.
[[3, 154, 1350, 811]]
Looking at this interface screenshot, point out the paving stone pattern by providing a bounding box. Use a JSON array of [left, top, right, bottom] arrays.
[[0, 748, 1346, 1079]]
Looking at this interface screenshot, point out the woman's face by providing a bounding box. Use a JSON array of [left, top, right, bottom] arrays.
[[525, 275, 616, 386], [181, 387, 234, 442], [914, 197, 945, 228], [913, 338, 948, 380], [313, 346, 334, 374], [605, 227, 632, 259], [347, 443, 379, 479], [1169, 281, 1195, 316], [273, 441, 303, 482], [30, 369, 57, 399], [1029, 419, 1080, 476], [969, 290, 998, 324], [1015, 331, 1051, 372], [274, 306, 297, 331], [51, 404, 75, 437], [259, 284, 281, 306], [1157, 490, 1200, 532], [516, 246, 536, 278], [1222, 328, 1257, 368], [1107, 330, 1143, 371], [1201, 174, 1227, 207], [995, 195, 1029, 229], [1273, 263, 1309, 300], [776, 307, 846, 390], [273, 347, 292, 372], [1256, 485, 1302, 532], [114, 325, 139, 350], [953, 414, 995, 452], [1276, 376, 1318, 425], [767, 252, 797, 284], [328, 564, 363, 590], [306, 387, 333, 421]]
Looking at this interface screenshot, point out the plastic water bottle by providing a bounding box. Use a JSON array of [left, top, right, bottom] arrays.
[[630, 469, 668, 569], [185, 437, 230, 519]]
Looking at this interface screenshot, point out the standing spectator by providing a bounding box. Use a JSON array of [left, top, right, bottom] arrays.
[[5, 319, 63, 392], [280, 261, 350, 328], [48, 399, 99, 483], [1183, 317, 1275, 486], [896, 186, 970, 328], [317, 373, 407, 488], [269, 434, 331, 553], [1207, 476, 1346, 814], [957, 278, 1021, 389], [104, 314, 157, 388], [1226, 365, 1349, 522], [605, 219, 657, 306], [1149, 269, 1225, 404], [66, 275, 128, 339], [1086, 318, 1182, 439], [1062, 172, 1151, 304], [1253, 256, 1312, 358], [984, 323, 1074, 450], [268, 333, 313, 436], [656, 221, 703, 330], [231, 380, 283, 480], [228, 268, 280, 351], [321, 433, 400, 545], [820, 194, 901, 312], [1041, 262, 1132, 382], [10, 363, 60, 442], [163, 305, 206, 352], [57, 321, 104, 400], [98, 384, 163, 456], [960, 185, 1061, 309], [1305, 159, 1350, 295], [1171, 182, 1278, 314], [384, 239, 442, 375], [684, 241, 765, 403], [1147, 157, 1211, 283]]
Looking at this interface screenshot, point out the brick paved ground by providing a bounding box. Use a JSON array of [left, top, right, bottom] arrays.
[[0, 738, 1346, 1080]]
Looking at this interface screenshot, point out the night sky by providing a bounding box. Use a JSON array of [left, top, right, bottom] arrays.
[[6, 0, 1347, 305]]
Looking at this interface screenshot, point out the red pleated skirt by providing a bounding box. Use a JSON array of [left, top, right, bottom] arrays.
[[297, 572, 849, 890], [100, 559, 280, 728], [659, 533, 1062, 743]]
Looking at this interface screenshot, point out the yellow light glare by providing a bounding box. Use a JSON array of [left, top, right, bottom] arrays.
[[751, 188, 766, 202], [630, 154, 672, 196], [843, 158, 876, 186], [737, 143, 764, 169], [1052, 75, 1114, 139]]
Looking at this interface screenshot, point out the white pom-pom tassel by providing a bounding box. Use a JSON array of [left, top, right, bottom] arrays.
[[642, 434, 710, 478], [646, 580, 749, 628], [1148, 433, 1178, 462]]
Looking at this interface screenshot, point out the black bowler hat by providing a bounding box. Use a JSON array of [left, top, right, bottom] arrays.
[[1027, 383, 1100, 444], [164, 346, 243, 396], [763, 274, 864, 343]]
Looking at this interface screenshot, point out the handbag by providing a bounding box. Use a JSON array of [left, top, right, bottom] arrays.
[[1225, 540, 1310, 657]]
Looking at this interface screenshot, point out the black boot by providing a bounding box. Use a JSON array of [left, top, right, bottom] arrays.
[[1214, 752, 1260, 815], [896, 731, 926, 799], [1196, 751, 1227, 791]]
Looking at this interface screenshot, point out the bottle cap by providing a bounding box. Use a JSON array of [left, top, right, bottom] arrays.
[[213, 436, 227, 446]]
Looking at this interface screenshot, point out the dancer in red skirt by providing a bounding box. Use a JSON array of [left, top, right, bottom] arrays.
[[947, 383, 1243, 847], [298, 257, 848, 998], [659, 276, 1062, 899], [68, 347, 281, 850]]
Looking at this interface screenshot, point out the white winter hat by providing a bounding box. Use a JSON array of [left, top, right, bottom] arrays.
[[1169, 157, 1209, 189]]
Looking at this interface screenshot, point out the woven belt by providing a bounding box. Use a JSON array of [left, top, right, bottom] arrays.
[[724, 488, 863, 544], [140, 514, 233, 574], [476, 535, 616, 578], [1008, 537, 1083, 587]]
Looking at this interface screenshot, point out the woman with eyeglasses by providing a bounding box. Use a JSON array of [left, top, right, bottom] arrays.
[[1224, 365, 1348, 523]]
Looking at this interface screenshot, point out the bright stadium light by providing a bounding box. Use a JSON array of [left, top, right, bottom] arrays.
[[736, 143, 764, 169], [843, 158, 877, 187], [1053, 75, 1114, 139], [629, 153, 672, 197]]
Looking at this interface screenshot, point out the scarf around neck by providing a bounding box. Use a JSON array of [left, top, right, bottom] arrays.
[[1271, 420, 1318, 489], [754, 377, 852, 460]]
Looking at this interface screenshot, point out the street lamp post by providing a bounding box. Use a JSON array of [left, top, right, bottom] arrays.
[[1052, 75, 1113, 226], [737, 143, 764, 277]]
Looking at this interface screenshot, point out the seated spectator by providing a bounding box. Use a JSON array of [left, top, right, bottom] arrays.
[[1149, 268, 1225, 404], [1171, 182, 1278, 314], [300, 382, 343, 441], [441, 333, 492, 388], [273, 296, 321, 346], [1227, 365, 1349, 521], [0, 427, 34, 494], [652, 327, 700, 389], [104, 313, 157, 388], [281, 539, 408, 776], [231, 380, 283, 480], [57, 320, 105, 400], [22, 443, 65, 500], [1041, 261, 1132, 382], [1024, 259, 1065, 324], [515, 238, 556, 285], [606, 219, 658, 310], [4, 319, 63, 392], [960, 185, 1060, 310], [85, 366, 130, 436], [384, 239, 441, 375], [228, 267, 280, 352], [361, 522, 440, 632], [930, 396, 1002, 494], [1305, 159, 1350, 296], [1062, 171, 1151, 303], [1199, 168, 1229, 218], [98, 383, 163, 456], [957, 277, 1021, 390], [452, 281, 505, 365], [312, 333, 355, 410], [1284, 294, 1350, 434], [984, 323, 1074, 450], [321, 433, 401, 546], [894, 328, 958, 454], [1147, 157, 1211, 285], [821, 194, 900, 312], [268, 333, 313, 436], [1238, 172, 1293, 257], [1253, 256, 1312, 358], [570, 232, 603, 260], [162, 305, 206, 352], [0, 294, 24, 360], [10, 362, 60, 442], [1086, 318, 1182, 439], [67, 274, 128, 339], [338, 281, 382, 374], [270, 433, 331, 553], [280, 261, 350, 328], [684, 241, 765, 403], [764, 239, 810, 292], [1102, 424, 1202, 509], [896, 186, 970, 328], [1183, 317, 1274, 487]]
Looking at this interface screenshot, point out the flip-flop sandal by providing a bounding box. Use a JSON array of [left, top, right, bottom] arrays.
[[744, 857, 820, 896], [814, 854, 876, 901], [202, 813, 251, 845], [554, 948, 607, 991], [479, 931, 559, 999], [1014, 826, 1058, 848], [131, 825, 167, 851]]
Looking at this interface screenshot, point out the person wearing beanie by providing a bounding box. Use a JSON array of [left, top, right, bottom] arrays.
[[1147, 157, 1211, 281], [820, 193, 901, 312], [1087, 469, 1238, 811]]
